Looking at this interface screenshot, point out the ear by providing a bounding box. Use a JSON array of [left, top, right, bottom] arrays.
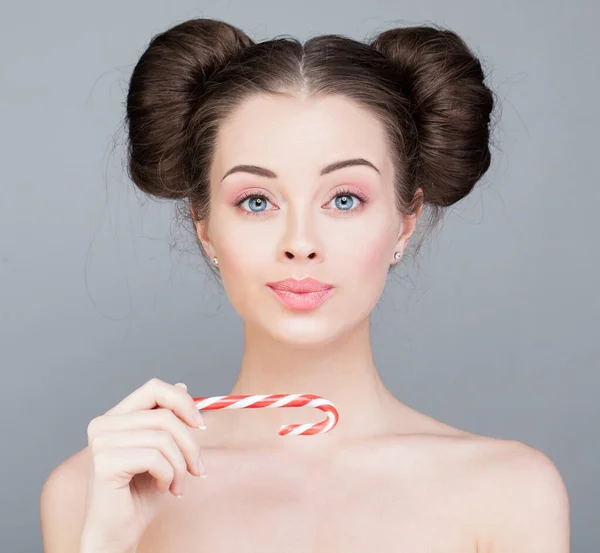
[[190, 204, 215, 260], [391, 188, 424, 264]]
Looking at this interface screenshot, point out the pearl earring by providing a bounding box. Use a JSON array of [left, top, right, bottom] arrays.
[[394, 252, 402, 260], [212, 257, 219, 266]]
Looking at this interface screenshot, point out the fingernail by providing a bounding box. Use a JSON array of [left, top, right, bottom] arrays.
[[193, 410, 207, 429], [174, 382, 187, 390], [176, 494, 184, 500]]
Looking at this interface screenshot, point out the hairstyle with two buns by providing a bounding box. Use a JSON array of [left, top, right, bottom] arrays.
[[124, 18, 498, 277]]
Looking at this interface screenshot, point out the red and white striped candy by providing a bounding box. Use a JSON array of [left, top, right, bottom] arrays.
[[191, 393, 339, 436]]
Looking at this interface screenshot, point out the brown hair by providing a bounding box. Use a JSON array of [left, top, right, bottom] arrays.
[[124, 18, 498, 278]]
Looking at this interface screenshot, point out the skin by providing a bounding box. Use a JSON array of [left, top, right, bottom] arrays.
[[195, 92, 424, 454], [61, 92, 570, 552]]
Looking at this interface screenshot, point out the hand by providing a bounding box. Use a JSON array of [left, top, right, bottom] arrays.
[[79, 378, 207, 553]]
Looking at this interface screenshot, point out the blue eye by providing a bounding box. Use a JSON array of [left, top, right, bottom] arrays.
[[235, 189, 368, 216], [330, 193, 360, 211], [239, 195, 269, 213], [251, 198, 267, 211]]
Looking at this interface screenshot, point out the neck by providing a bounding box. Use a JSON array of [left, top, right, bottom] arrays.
[[211, 316, 402, 454]]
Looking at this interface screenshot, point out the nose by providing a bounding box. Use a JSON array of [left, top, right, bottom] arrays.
[[284, 250, 317, 260], [277, 209, 322, 264], [281, 237, 319, 262]]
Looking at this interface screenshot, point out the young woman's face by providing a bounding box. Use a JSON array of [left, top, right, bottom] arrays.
[[197, 93, 415, 345]]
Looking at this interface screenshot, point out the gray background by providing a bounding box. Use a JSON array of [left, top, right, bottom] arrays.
[[1, 1, 598, 551]]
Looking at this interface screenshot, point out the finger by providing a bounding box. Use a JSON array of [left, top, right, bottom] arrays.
[[93, 447, 175, 496], [88, 410, 204, 477], [93, 430, 189, 495], [104, 378, 205, 430]]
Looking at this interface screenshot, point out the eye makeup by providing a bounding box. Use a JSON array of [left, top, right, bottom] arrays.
[[233, 185, 371, 217]]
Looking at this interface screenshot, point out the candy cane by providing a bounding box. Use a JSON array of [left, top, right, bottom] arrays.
[[191, 393, 339, 436]]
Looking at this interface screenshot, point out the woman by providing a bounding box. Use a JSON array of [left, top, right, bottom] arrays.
[[41, 17, 570, 553]]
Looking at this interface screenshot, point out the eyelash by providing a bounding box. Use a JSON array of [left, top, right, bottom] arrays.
[[234, 187, 369, 217]]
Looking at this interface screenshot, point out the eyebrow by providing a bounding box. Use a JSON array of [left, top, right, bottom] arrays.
[[220, 158, 380, 182]]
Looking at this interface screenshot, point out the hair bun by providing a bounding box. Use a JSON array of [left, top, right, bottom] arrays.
[[125, 18, 254, 200], [371, 26, 496, 207]]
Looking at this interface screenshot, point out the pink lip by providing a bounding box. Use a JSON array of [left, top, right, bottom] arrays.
[[267, 277, 333, 293], [266, 278, 334, 311]]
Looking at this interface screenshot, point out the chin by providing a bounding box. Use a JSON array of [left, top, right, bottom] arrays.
[[262, 313, 355, 348]]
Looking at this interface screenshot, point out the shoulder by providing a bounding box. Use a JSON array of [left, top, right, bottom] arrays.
[[41, 445, 91, 499], [467, 437, 570, 552], [40, 446, 91, 553]]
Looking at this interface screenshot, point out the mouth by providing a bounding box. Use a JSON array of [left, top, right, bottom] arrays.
[[266, 277, 335, 311]]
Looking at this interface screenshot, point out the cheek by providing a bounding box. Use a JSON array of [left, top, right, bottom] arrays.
[[362, 230, 392, 267], [211, 218, 268, 308], [210, 204, 266, 270], [336, 219, 395, 282], [349, 235, 392, 300], [218, 235, 263, 287]]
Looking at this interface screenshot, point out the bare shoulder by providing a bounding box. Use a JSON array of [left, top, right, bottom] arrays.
[[381, 426, 570, 552], [40, 446, 91, 553], [459, 435, 570, 552], [42, 445, 91, 499]]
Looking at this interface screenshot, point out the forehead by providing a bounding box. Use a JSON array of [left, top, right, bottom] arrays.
[[212, 93, 392, 179]]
